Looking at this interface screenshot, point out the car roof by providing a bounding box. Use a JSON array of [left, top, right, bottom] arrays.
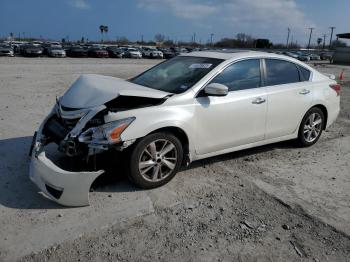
[[180, 50, 291, 61]]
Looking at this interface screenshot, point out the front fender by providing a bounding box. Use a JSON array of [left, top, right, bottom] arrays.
[[106, 106, 196, 153]]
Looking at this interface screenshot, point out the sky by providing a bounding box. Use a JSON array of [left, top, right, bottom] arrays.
[[0, 0, 349, 46]]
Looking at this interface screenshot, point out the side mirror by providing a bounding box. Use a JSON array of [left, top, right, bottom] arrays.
[[204, 83, 228, 96]]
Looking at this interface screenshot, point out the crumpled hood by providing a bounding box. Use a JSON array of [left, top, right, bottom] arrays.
[[60, 74, 170, 109]]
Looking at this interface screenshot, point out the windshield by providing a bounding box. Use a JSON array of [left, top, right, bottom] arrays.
[[131, 56, 223, 94]]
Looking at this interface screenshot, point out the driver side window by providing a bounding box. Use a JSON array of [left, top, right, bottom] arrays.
[[210, 59, 261, 92]]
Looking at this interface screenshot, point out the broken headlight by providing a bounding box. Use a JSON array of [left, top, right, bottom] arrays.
[[78, 117, 135, 145]]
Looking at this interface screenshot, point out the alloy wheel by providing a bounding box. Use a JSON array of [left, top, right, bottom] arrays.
[[303, 113, 322, 143], [138, 139, 178, 182]]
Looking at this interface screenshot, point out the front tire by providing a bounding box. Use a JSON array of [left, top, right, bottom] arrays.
[[128, 132, 183, 189], [297, 107, 324, 147]]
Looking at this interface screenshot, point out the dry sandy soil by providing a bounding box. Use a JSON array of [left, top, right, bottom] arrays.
[[0, 57, 349, 262]]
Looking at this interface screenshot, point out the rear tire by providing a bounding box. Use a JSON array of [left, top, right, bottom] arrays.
[[297, 107, 324, 147], [128, 132, 183, 189]]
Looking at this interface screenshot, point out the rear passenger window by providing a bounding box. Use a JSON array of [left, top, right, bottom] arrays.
[[265, 59, 300, 86], [297, 65, 311, 81], [210, 59, 261, 92]]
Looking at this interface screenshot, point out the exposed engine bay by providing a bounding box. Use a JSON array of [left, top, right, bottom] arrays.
[[42, 94, 168, 161]]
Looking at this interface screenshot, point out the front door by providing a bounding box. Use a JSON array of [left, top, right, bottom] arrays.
[[194, 59, 267, 155]]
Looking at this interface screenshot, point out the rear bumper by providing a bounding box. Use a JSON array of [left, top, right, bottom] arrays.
[[326, 105, 340, 128], [29, 118, 104, 206]]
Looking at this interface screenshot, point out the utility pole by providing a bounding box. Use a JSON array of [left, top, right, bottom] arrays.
[[307, 27, 314, 50], [286, 28, 291, 49], [210, 33, 214, 46], [193, 32, 196, 43], [141, 34, 143, 43], [329, 26, 335, 49], [323, 34, 327, 49]]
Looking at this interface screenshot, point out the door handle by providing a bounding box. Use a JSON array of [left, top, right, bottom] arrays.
[[252, 97, 266, 104], [299, 89, 310, 95]]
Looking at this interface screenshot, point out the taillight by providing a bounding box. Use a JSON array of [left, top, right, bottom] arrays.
[[330, 84, 341, 96]]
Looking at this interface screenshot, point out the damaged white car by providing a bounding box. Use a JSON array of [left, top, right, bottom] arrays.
[[29, 51, 340, 206]]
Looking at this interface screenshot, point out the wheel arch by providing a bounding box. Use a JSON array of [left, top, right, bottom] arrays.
[[148, 126, 191, 165], [296, 103, 329, 134], [312, 104, 328, 129]]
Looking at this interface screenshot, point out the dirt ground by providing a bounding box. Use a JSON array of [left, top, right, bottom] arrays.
[[0, 57, 349, 262]]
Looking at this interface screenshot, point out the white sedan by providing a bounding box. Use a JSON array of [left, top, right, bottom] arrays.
[[29, 51, 340, 206]]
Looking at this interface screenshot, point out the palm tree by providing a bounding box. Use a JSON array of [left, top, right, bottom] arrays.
[[99, 25, 104, 42], [99, 25, 109, 42], [103, 26, 108, 41]]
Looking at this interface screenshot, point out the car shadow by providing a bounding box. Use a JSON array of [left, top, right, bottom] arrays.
[[0, 135, 295, 209], [0, 136, 60, 209]]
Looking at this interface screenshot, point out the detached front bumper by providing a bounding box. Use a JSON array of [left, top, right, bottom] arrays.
[[29, 128, 104, 207]]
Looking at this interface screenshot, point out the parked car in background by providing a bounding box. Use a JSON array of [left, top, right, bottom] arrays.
[[320, 52, 333, 61], [62, 44, 73, 51], [294, 51, 311, 62], [179, 47, 189, 53], [88, 47, 109, 58], [49, 42, 61, 46], [32, 41, 43, 46], [106, 46, 125, 58], [124, 47, 142, 58], [47, 46, 66, 57], [157, 47, 176, 59], [10, 41, 25, 54], [307, 53, 321, 60], [66, 46, 88, 57], [42, 42, 60, 55], [0, 44, 14, 56], [141, 46, 163, 58], [20, 44, 43, 57], [169, 47, 188, 56], [29, 51, 340, 206], [283, 51, 299, 59]]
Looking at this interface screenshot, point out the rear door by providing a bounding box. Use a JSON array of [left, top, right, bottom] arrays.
[[263, 58, 313, 139]]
